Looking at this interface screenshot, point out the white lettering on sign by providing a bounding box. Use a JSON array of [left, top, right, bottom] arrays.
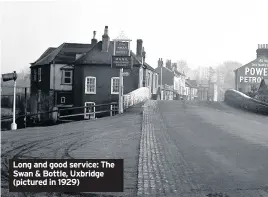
[[239, 76, 263, 83], [244, 67, 268, 76]]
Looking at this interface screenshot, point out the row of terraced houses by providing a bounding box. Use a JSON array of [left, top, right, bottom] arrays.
[[30, 26, 198, 120]]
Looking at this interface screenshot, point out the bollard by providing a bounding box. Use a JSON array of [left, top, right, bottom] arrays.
[[52, 107, 58, 123]]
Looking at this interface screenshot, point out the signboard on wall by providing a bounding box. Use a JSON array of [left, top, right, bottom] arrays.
[[237, 57, 268, 84], [115, 41, 129, 56], [111, 56, 132, 69]]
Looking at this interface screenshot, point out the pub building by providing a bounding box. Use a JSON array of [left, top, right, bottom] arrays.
[[234, 44, 268, 93]]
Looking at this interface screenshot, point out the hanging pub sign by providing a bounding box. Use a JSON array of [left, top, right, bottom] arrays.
[[111, 56, 132, 69], [115, 41, 129, 56]]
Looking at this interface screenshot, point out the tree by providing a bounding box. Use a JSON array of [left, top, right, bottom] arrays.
[[177, 60, 190, 75], [216, 61, 243, 90]]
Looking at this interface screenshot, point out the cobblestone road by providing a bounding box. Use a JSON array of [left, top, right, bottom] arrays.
[[137, 100, 268, 197]]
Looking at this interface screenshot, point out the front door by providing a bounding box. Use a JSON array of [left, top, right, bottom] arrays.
[[84, 102, 95, 119]]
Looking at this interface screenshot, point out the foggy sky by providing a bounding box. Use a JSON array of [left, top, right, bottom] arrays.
[[1, 0, 268, 73]]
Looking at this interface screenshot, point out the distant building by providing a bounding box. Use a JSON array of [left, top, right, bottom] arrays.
[[234, 44, 268, 93], [155, 59, 186, 100], [185, 79, 198, 100]]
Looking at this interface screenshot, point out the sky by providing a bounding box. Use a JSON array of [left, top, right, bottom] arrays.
[[1, 0, 268, 74]]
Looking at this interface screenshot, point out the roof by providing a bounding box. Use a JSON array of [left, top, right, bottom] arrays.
[[33, 47, 56, 64], [186, 79, 198, 88], [74, 41, 156, 71], [31, 43, 94, 67], [174, 69, 185, 76], [234, 56, 268, 71]]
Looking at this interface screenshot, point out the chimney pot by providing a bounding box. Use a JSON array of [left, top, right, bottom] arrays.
[[136, 39, 143, 57], [91, 31, 98, 45], [102, 26, 110, 52]]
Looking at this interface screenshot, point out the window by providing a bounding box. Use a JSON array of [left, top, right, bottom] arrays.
[[155, 74, 158, 88], [33, 69, 37, 81], [85, 76, 96, 94], [111, 77, 120, 94], [61, 97, 65, 104], [62, 70, 72, 84], [147, 72, 150, 87], [38, 68, 42, 82], [37, 90, 41, 102]]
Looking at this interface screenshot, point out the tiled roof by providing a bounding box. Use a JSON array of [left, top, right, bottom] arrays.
[[186, 79, 198, 88], [74, 41, 155, 71], [33, 47, 56, 64], [174, 69, 185, 76], [31, 43, 94, 67]]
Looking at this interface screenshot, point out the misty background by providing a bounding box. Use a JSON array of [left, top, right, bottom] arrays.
[[1, 0, 268, 90]]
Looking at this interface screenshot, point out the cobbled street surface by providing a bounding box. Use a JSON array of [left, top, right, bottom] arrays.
[[1, 104, 143, 197], [137, 100, 268, 197]]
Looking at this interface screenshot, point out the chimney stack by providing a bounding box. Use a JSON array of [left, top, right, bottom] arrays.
[[142, 47, 146, 62], [102, 26, 110, 52], [136, 39, 143, 57], [172, 63, 177, 71], [91, 31, 98, 45], [256, 44, 268, 58], [158, 58, 163, 67]]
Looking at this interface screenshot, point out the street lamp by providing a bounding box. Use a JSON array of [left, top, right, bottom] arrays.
[[2, 71, 18, 130]]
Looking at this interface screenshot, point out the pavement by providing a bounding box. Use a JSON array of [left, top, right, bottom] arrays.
[[2, 100, 268, 197], [1, 103, 144, 197]]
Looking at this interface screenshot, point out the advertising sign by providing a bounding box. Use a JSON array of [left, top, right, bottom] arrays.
[[237, 57, 268, 84], [111, 56, 132, 69], [115, 41, 129, 56], [2, 72, 17, 82]]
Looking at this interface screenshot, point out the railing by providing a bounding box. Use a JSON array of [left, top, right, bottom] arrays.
[[123, 87, 151, 109], [58, 102, 118, 120], [1, 102, 119, 130]]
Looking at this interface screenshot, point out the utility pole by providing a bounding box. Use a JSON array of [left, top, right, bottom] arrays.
[[2, 71, 18, 130]]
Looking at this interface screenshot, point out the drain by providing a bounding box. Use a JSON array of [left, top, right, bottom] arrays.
[[206, 193, 230, 197]]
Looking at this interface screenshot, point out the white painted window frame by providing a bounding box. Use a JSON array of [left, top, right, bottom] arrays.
[[38, 68, 42, 82], [111, 77, 120, 94], [85, 76, 96, 94], [61, 97, 65, 104], [62, 70, 73, 84], [84, 102, 95, 119]]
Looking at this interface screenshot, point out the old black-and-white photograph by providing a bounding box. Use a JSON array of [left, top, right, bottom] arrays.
[[1, 0, 268, 196]]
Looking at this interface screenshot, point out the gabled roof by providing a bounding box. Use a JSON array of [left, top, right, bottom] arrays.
[[31, 43, 94, 67], [174, 69, 185, 76], [33, 47, 56, 64], [234, 56, 268, 71], [186, 79, 198, 88], [74, 41, 156, 71]]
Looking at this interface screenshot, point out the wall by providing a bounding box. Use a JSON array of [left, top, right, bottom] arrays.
[[123, 87, 151, 109], [155, 67, 174, 87], [74, 64, 140, 107], [224, 89, 268, 114], [30, 65, 50, 113], [50, 64, 72, 91], [235, 57, 268, 93]]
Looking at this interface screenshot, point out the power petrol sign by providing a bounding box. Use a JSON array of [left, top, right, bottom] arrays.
[[237, 57, 268, 84]]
